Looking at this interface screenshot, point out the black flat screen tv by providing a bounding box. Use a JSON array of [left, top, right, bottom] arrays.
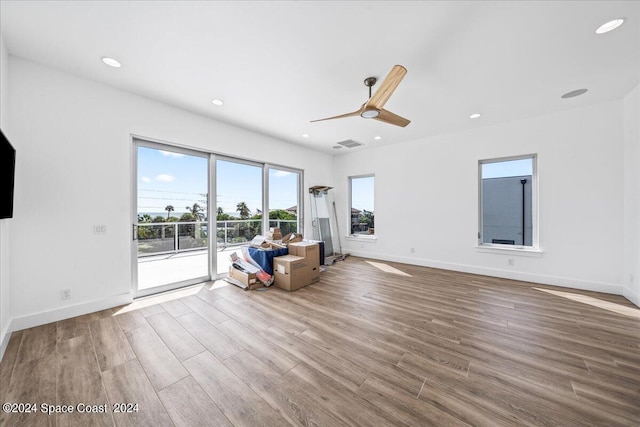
[[0, 129, 15, 219]]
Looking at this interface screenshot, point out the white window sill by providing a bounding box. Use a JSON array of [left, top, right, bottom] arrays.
[[345, 235, 377, 242], [476, 245, 543, 257]]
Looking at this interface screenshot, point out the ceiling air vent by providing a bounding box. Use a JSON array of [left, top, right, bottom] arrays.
[[337, 139, 363, 148]]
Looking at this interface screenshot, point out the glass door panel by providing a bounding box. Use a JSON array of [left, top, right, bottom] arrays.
[[135, 143, 209, 296], [267, 167, 300, 235], [216, 158, 263, 276]]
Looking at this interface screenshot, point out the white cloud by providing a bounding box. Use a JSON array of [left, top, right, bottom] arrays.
[[273, 170, 291, 178], [140, 176, 151, 183], [156, 174, 175, 182], [160, 150, 185, 158]]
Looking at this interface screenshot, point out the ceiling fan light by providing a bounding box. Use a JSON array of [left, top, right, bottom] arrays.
[[361, 109, 380, 119]]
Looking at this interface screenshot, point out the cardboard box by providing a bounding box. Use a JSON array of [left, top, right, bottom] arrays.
[[228, 266, 261, 290], [273, 255, 319, 291], [288, 242, 320, 269], [282, 232, 303, 244], [266, 227, 282, 242]]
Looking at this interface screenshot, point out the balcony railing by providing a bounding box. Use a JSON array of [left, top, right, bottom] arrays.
[[217, 219, 297, 248], [137, 221, 208, 257], [137, 219, 297, 257]]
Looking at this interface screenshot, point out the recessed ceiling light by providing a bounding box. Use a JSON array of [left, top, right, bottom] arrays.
[[211, 99, 224, 106], [373, 136, 382, 140], [332, 145, 342, 149], [561, 88, 588, 99], [302, 133, 310, 138], [101, 57, 121, 68], [469, 113, 481, 119], [595, 18, 625, 35]]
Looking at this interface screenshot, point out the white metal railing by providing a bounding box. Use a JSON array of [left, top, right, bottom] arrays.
[[216, 219, 297, 248], [137, 221, 208, 257], [137, 219, 297, 257]]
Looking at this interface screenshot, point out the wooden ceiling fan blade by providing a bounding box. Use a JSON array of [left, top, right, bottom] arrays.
[[365, 65, 407, 109], [310, 109, 362, 123], [375, 109, 411, 127]]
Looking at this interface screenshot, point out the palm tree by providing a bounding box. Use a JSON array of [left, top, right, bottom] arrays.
[[138, 213, 153, 223], [165, 205, 174, 219], [236, 202, 250, 219], [185, 203, 205, 221]]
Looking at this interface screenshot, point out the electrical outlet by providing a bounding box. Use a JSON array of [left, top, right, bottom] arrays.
[[61, 289, 71, 300], [507, 258, 514, 266]]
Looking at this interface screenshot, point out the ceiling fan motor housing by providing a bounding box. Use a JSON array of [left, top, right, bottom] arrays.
[[361, 108, 380, 118]]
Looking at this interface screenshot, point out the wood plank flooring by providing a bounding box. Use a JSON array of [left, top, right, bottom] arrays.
[[1, 256, 639, 426]]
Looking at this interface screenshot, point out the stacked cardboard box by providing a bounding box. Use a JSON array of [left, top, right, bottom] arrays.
[[287, 241, 320, 281], [274, 241, 320, 291], [266, 227, 282, 242]]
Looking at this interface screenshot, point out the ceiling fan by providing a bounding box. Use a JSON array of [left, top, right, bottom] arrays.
[[311, 64, 411, 127]]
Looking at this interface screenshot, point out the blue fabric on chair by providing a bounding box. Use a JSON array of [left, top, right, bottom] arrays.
[[247, 247, 288, 275]]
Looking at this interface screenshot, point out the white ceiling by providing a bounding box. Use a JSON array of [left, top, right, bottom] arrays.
[[1, 1, 638, 154]]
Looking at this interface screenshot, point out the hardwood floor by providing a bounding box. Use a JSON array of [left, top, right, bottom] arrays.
[[1, 256, 639, 426]]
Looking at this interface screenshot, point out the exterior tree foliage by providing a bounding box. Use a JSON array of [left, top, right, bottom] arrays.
[[236, 202, 251, 219], [186, 203, 206, 221], [165, 205, 174, 219], [359, 209, 375, 228]]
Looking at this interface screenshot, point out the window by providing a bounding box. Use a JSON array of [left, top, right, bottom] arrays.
[[349, 175, 375, 236], [479, 155, 536, 248]]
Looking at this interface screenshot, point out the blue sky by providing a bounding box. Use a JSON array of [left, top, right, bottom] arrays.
[[137, 147, 208, 216], [482, 158, 532, 179], [351, 176, 374, 212], [137, 147, 298, 217]]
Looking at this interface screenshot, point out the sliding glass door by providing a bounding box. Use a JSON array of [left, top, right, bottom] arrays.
[[132, 138, 304, 296], [133, 140, 210, 297], [215, 158, 264, 276]]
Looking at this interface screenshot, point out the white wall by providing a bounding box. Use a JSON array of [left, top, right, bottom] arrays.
[[623, 84, 640, 306], [334, 100, 626, 296], [6, 57, 333, 331], [0, 33, 11, 358]]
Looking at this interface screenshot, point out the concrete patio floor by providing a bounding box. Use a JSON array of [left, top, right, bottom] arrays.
[[137, 247, 239, 290]]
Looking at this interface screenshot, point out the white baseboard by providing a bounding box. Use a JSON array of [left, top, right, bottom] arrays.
[[622, 286, 640, 308], [0, 325, 10, 362], [8, 292, 134, 336], [345, 250, 623, 296]]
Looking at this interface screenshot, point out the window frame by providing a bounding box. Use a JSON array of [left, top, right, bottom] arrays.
[[266, 164, 303, 235], [478, 154, 539, 252], [348, 174, 375, 238]]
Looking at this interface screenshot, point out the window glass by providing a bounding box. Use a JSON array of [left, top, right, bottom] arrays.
[[480, 156, 535, 247], [268, 167, 300, 235], [350, 175, 375, 235]]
